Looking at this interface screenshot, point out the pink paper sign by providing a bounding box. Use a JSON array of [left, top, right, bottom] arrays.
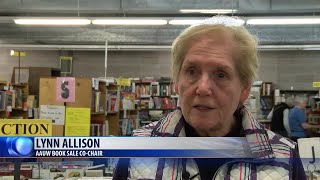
[[56, 77, 75, 102]]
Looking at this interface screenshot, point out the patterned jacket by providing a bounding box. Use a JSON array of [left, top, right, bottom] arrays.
[[114, 107, 306, 180]]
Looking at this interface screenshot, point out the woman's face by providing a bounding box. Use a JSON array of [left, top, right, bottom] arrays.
[[175, 35, 250, 136]]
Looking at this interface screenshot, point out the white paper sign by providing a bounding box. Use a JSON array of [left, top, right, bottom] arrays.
[[40, 105, 65, 125]]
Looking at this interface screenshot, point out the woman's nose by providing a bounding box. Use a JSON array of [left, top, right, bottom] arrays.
[[195, 75, 213, 96]]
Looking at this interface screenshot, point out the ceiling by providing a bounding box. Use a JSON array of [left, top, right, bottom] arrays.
[[0, 0, 320, 50]]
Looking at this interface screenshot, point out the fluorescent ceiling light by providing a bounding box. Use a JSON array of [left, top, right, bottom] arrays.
[[92, 19, 167, 25], [169, 19, 205, 25], [14, 18, 91, 25], [180, 9, 237, 14], [247, 18, 320, 25], [169, 18, 245, 26]]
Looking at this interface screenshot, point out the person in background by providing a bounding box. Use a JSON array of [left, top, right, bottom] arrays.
[[289, 96, 320, 142], [113, 16, 306, 180], [267, 96, 294, 137]]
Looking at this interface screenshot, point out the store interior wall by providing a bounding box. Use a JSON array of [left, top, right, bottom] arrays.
[[1, 47, 320, 90]]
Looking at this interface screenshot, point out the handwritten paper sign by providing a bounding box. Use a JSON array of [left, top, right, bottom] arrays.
[[56, 77, 75, 102], [40, 105, 65, 125], [65, 107, 90, 136]]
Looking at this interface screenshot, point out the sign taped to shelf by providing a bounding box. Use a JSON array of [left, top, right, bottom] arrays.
[[40, 105, 65, 125], [116, 78, 131, 86], [313, 82, 320, 88], [56, 77, 75, 102]]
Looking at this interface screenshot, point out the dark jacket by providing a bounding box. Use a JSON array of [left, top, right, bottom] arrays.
[[271, 102, 290, 134]]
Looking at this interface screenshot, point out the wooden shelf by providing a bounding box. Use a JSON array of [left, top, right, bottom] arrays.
[[280, 90, 318, 93], [120, 109, 139, 111], [120, 108, 175, 111], [140, 108, 174, 111], [158, 81, 172, 84], [91, 112, 105, 115], [135, 81, 153, 84], [150, 95, 179, 98], [140, 95, 151, 98], [11, 83, 28, 87], [12, 108, 26, 111]]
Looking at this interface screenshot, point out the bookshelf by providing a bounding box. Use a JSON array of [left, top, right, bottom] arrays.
[[0, 81, 8, 118], [106, 83, 120, 136], [102, 78, 179, 135], [36, 78, 180, 136], [39, 77, 122, 137], [90, 79, 107, 137], [0, 82, 29, 119], [135, 80, 178, 109], [260, 82, 274, 118], [133, 79, 178, 128]]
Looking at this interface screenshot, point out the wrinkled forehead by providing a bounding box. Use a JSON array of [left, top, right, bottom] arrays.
[[185, 31, 236, 58], [186, 27, 235, 49]]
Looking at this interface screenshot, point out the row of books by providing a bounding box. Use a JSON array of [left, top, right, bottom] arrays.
[[120, 92, 135, 110], [261, 82, 272, 96], [260, 97, 273, 110], [107, 90, 119, 113], [119, 115, 138, 136], [134, 82, 176, 98], [0, 89, 26, 110], [138, 97, 178, 110], [91, 91, 104, 113], [90, 121, 109, 136]]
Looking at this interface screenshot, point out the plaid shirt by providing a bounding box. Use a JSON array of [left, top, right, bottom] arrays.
[[114, 107, 306, 180]]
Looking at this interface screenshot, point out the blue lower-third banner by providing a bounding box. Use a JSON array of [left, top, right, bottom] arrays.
[[0, 136, 255, 158]]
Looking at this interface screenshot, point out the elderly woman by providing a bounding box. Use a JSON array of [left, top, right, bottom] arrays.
[[289, 96, 320, 142], [113, 16, 306, 180]]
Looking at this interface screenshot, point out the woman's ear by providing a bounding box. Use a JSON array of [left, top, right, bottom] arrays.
[[174, 83, 179, 95], [240, 83, 251, 104]]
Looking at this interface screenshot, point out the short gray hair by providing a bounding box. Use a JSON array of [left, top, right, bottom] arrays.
[[285, 96, 294, 107], [171, 16, 259, 86], [294, 95, 307, 105]]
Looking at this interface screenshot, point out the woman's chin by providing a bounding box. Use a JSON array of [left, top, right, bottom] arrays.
[[190, 121, 219, 132]]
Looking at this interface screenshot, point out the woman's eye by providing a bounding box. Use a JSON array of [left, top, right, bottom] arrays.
[[217, 73, 226, 79], [186, 68, 196, 76]]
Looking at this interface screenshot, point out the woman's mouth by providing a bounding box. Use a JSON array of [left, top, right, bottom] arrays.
[[194, 105, 214, 111]]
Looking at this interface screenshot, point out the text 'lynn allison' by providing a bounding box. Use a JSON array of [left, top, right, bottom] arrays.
[[35, 138, 100, 149]]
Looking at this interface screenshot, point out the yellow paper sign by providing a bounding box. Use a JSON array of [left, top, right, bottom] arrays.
[[116, 78, 131, 86], [313, 82, 320, 88], [0, 119, 52, 136], [10, 50, 26, 57], [65, 107, 90, 136]]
